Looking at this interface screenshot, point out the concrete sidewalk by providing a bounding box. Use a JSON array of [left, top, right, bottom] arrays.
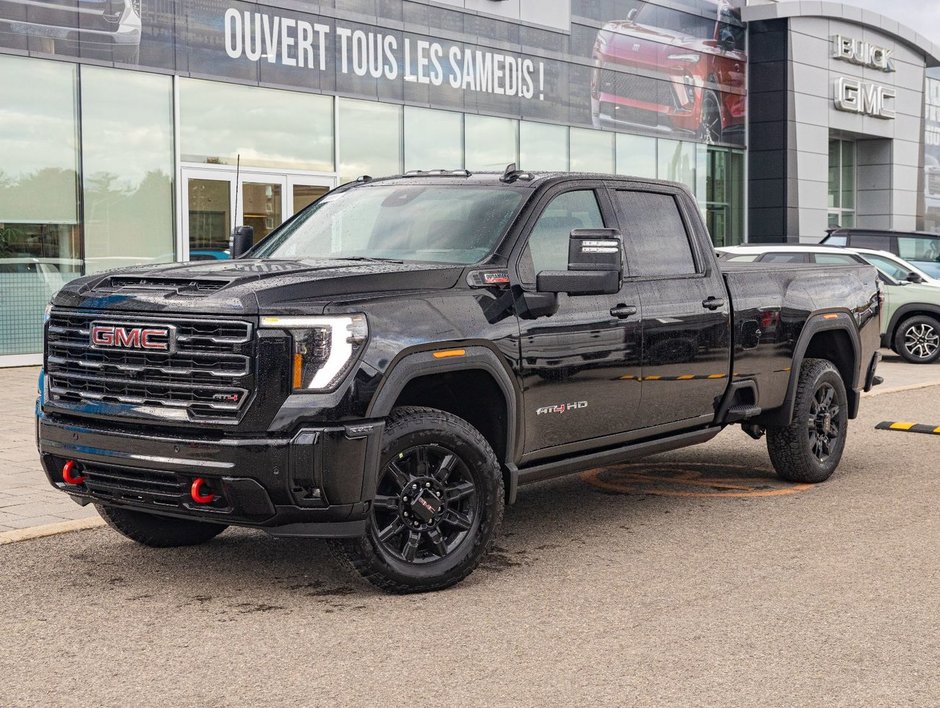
[[1, 352, 938, 536], [0, 367, 96, 533]]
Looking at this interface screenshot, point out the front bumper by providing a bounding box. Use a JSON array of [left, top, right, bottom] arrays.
[[37, 412, 384, 538]]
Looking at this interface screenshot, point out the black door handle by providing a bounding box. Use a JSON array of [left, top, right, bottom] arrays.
[[610, 304, 638, 319], [702, 297, 725, 310]]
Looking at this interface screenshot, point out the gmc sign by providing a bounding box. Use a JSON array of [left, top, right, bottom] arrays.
[[90, 323, 175, 352]]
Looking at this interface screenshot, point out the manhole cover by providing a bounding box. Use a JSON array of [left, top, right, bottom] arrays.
[[581, 462, 812, 498]]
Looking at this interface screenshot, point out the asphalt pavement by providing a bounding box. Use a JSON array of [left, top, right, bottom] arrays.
[[1, 381, 937, 706]]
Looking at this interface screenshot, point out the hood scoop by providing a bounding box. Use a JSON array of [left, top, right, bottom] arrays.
[[99, 276, 232, 296]]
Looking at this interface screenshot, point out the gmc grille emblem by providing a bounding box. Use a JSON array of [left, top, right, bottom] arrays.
[[90, 323, 176, 352]]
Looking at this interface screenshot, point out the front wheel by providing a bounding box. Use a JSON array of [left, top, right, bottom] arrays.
[[766, 358, 848, 483], [332, 407, 504, 594], [893, 315, 940, 364]]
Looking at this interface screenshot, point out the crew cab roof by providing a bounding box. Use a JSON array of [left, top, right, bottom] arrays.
[[346, 171, 689, 192]]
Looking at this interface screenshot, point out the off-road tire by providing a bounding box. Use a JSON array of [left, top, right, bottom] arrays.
[[96, 504, 227, 547], [332, 406, 504, 594], [893, 315, 940, 364], [766, 358, 848, 483]]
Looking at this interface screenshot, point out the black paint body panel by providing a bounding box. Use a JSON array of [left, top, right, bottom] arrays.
[[39, 173, 881, 533]]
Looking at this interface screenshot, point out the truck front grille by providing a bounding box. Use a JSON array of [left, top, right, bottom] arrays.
[[45, 310, 254, 423]]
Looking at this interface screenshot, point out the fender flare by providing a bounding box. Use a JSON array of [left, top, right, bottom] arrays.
[[760, 312, 861, 427], [883, 303, 940, 347], [365, 344, 523, 465]]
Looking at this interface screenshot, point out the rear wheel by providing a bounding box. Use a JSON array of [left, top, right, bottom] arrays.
[[332, 407, 503, 594], [766, 358, 848, 483], [96, 505, 227, 547], [893, 315, 940, 364]]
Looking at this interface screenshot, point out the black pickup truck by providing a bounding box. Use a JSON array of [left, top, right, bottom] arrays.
[[38, 171, 882, 593]]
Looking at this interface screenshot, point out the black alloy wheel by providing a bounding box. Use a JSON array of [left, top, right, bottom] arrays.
[[700, 90, 723, 145], [766, 358, 848, 483], [332, 407, 503, 593], [372, 443, 479, 564], [806, 382, 842, 464]]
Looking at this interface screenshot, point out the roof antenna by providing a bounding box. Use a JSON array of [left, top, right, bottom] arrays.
[[500, 163, 518, 183]]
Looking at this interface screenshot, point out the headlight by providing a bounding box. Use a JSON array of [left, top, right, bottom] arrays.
[[260, 315, 368, 392]]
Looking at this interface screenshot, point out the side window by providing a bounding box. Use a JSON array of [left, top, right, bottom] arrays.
[[613, 190, 696, 277], [523, 190, 605, 280], [898, 237, 940, 262], [848, 234, 891, 251], [864, 254, 908, 280], [759, 252, 807, 263], [813, 253, 861, 265]]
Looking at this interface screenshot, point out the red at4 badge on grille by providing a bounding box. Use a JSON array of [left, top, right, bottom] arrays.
[[89, 323, 176, 352]]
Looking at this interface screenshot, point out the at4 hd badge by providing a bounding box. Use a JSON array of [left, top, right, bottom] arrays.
[[536, 401, 588, 415]]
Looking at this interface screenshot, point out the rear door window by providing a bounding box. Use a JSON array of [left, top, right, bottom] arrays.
[[758, 252, 808, 263], [613, 190, 697, 277], [898, 236, 940, 262], [812, 253, 863, 265], [847, 233, 894, 251]]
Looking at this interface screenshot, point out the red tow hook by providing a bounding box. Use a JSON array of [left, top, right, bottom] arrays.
[[190, 478, 217, 505], [62, 460, 86, 486]]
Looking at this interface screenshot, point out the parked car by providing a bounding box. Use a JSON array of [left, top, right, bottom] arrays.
[[719, 244, 940, 364], [822, 228, 940, 279], [590, 0, 746, 144], [39, 173, 880, 593], [0, 0, 141, 63], [850, 248, 940, 287]]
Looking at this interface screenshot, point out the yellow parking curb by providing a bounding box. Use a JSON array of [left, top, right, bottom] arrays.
[[0, 517, 105, 546], [876, 421, 940, 435]]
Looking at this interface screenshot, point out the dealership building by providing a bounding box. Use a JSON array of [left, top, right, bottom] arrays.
[[1, 0, 938, 365]]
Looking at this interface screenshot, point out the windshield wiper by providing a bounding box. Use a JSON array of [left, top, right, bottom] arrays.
[[337, 256, 405, 264]]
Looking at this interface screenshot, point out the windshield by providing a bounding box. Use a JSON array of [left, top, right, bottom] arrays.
[[253, 185, 527, 265]]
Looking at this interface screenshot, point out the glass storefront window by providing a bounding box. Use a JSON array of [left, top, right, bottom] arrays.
[[616, 134, 657, 178], [81, 67, 175, 274], [465, 115, 518, 171], [520, 122, 569, 171], [828, 138, 856, 228], [339, 99, 402, 181], [658, 140, 697, 195], [404, 107, 464, 172], [0, 55, 80, 358], [570, 128, 614, 173], [180, 78, 334, 171]]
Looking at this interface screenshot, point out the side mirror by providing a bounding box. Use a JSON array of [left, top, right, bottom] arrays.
[[537, 229, 624, 296], [906, 271, 925, 284], [229, 226, 254, 259]]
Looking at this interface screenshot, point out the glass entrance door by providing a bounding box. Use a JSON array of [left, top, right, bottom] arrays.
[[180, 167, 334, 260]]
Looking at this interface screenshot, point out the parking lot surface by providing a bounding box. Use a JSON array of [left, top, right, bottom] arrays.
[[1, 382, 937, 706]]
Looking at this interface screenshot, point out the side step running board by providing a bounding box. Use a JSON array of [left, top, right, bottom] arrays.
[[504, 427, 721, 502], [724, 405, 761, 423]]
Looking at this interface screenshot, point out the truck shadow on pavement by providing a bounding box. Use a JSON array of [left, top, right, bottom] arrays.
[[33, 445, 791, 607]]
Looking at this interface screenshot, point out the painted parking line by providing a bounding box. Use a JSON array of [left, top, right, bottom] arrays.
[[581, 461, 812, 498], [875, 421, 940, 435]]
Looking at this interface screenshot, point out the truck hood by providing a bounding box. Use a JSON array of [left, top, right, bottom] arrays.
[[51, 259, 465, 315]]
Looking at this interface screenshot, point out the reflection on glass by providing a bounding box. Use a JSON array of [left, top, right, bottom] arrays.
[[339, 98, 403, 182], [465, 115, 518, 171], [520, 122, 568, 171], [0, 55, 80, 358], [615, 133, 656, 178], [293, 185, 329, 214], [242, 182, 283, 243], [188, 179, 231, 256], [404, 107, 463, 172], [0, 55, 79, 224], [82, 66, 175, 274], [570, 128, 614, 173], [180, 78, 334, 171], [658, 139, 696, 195]]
